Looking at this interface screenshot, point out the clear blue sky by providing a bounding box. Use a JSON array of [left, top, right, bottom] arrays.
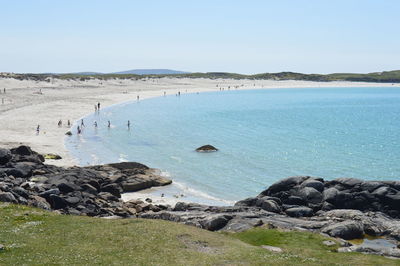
[[1, 0, 399, 74]]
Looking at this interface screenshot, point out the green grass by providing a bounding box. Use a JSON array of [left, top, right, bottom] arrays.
[[0, 203, 398, 265]]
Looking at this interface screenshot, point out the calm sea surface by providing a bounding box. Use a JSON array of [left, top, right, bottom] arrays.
[[66, 87, 400, 205]]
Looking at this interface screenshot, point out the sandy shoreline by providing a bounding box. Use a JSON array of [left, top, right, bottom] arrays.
[[0, 77, 398, 169]]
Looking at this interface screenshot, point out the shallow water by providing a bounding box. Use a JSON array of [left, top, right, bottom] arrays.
[[66, 87, 400, 205]]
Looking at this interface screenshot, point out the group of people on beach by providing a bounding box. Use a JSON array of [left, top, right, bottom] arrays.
[[57, 119, 71, 127], [76, 119, 131, 134]]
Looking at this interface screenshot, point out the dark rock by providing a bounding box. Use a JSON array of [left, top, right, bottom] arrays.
[[323, 187, 339, 204], [332, 177, 363, 187], [372, 186, 392, 197], [360, 181, 384, 192], [384, 193, 400, 210], [98, 192, 119, 202], [234, 197, 257, 207], [195, 145, 218, 152], [106, 162, 149, 171], [263, 176, 309, 195], [121, 181, 150, 192], [322, 221, 364, 240], [0, 148, 12, 164], [285, 207, 314, 217], [49, 194, 68, 209], [0, 192, 17, 203], [321, 201, 334, 211], [297, 187, 323, 204], [255, 198, 281, 213], [199, 214, 232, 231], [284, 196, 306, 205], [82, 184, 98, 195], [101, 183, 121, 197], [87, 180, 100, 191], [12, 187, 29, 198], [11, 145, 33, 156], [39, 188, 60, 198], [57, 182, 79, 193], [300, 179, 324, 192]]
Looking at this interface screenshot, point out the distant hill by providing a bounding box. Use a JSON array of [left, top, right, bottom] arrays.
[[112, 69, 189, 75], [70, 72, 104, 75]]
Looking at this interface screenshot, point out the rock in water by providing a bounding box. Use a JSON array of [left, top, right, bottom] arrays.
[[195, 145, 218, 152]]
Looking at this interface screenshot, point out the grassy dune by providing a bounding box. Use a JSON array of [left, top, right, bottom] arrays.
[[0, 203, 397, 265], [2, 70, 400, 83]]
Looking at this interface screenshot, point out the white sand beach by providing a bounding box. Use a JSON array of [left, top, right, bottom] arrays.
[[0, 76, 398, 168]]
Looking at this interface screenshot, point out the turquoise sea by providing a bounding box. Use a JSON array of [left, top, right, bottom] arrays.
[[66, 87, 400, 205]]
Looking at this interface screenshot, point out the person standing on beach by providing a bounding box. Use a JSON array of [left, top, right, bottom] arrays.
[[3, 88, 5, 94], [67, 120, 71, 127], [81, 119, 85, 127], [127, 120, 130, 129], [97, 102, 101, 110], [108, 120, 111, 128], [77, 126, 81, 134], [94, 121, 97, 127], [58, 120, 62, 127], [36, 125, 40, 134], [137, 95, 140, 101]]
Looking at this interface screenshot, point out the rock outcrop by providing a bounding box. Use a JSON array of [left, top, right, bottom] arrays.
[[0, 146, 172, 217], [239, 176, 400, 219]]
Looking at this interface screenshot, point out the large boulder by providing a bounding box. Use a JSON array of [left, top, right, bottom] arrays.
[[323, 187, 339, 204], [199, 214, 232, 231], [296, 187, 323, 204], [322, 221, 364, 240], [11, 145, 33, 156], [255, 198, 281, 213], [48, 194, 68, 209]]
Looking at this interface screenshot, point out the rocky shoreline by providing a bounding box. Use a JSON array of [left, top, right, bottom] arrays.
[[0, 146, 171, 217], [1, 146, 400, 257]]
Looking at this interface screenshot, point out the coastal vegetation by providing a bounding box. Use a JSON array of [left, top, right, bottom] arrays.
[[0, 203, 397, 265], [2, 70, 400, 83]]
